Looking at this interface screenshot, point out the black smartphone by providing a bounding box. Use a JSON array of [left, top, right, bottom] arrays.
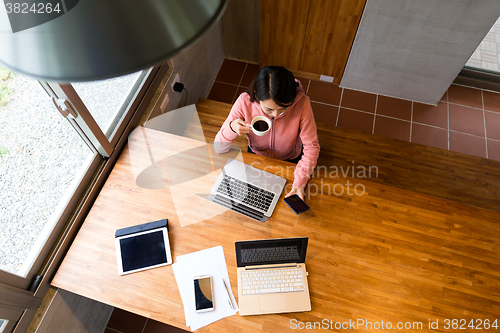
[[283, 194, 310, 214]]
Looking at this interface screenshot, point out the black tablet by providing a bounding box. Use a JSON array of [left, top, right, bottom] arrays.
[[115, 227, 172, 275]]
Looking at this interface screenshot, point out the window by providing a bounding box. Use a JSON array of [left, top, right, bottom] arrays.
[[457, 16, 500, 91], [0, 62, 169, 332], [0, 73, 94, 278], [465, 16, 500, 72]]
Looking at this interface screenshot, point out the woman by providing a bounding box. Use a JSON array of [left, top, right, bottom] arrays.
[[214, 66, 320, 201]]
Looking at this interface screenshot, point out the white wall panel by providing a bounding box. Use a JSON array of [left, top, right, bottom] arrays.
[[341, 0, 500, 104]]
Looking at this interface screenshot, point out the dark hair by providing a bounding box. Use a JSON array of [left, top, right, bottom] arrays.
[[247, 66, 299, 108]]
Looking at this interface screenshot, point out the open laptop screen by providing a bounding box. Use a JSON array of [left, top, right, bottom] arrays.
[[235, 237, 308, 267]]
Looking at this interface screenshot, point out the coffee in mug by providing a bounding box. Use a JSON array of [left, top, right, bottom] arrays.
[[251, 116, 272, 136], [253, 120, 269, 132]]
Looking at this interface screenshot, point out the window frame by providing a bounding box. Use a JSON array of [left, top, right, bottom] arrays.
[[0, 61, 170, 333], [455, 66, 500, 93]]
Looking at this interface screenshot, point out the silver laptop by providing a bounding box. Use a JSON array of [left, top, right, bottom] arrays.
[[206, 158, 286, 222], [235, 237, 311, 315]]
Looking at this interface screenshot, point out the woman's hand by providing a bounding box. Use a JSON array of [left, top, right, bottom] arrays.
[[230, 119, 251, 135], [285, 186, 306, 201]]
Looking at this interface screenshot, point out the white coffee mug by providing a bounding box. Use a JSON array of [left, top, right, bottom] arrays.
[[250, 116, 272, 136]]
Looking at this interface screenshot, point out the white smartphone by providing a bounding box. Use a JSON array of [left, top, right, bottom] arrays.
[[194, 274, 215, 313]]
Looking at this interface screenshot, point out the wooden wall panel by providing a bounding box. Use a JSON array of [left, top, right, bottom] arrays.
[[259, 0, 310, 70], [222, 0, 260, 62], [300, 0, 366, 83]]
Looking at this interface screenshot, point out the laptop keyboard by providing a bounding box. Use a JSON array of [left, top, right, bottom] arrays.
[[240, 267, 305, 295], [213, 194, 265, 221], [216, 175, 275, 212], [241, 246, 300, 264]]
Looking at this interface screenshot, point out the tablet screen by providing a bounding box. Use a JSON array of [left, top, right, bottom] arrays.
[[119, 230, 167, 272]]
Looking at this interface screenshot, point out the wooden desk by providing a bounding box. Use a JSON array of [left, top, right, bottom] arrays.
[[52, 100, 500, 332]]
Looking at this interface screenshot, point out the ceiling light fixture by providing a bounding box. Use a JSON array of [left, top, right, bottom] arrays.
[[0, 0, 227, 82]]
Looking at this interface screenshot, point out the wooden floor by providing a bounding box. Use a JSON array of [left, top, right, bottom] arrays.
[[52, 97, 500, 333], [57, 119, 500, 332], [187, 98, 500, 331], [196, 98, 500, 213]]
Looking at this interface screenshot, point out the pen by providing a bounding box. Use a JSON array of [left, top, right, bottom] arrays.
[[222, 278, 235, 310]]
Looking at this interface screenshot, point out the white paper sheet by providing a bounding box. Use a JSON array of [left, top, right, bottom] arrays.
[[172, 245, 238, 331]]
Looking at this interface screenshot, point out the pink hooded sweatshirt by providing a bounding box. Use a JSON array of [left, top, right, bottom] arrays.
[[214, 82, 320, 190]]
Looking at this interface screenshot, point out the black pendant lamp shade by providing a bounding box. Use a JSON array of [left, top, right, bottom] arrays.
[[0, 0, 227, 82]]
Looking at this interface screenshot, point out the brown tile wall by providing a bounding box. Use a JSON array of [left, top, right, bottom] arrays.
[[208, 59, 500, 162]]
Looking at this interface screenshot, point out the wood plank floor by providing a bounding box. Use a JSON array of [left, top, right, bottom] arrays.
[[195, 98, 500, 213], [75, 98, 500, 332], [189, 99, 500, 331]]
